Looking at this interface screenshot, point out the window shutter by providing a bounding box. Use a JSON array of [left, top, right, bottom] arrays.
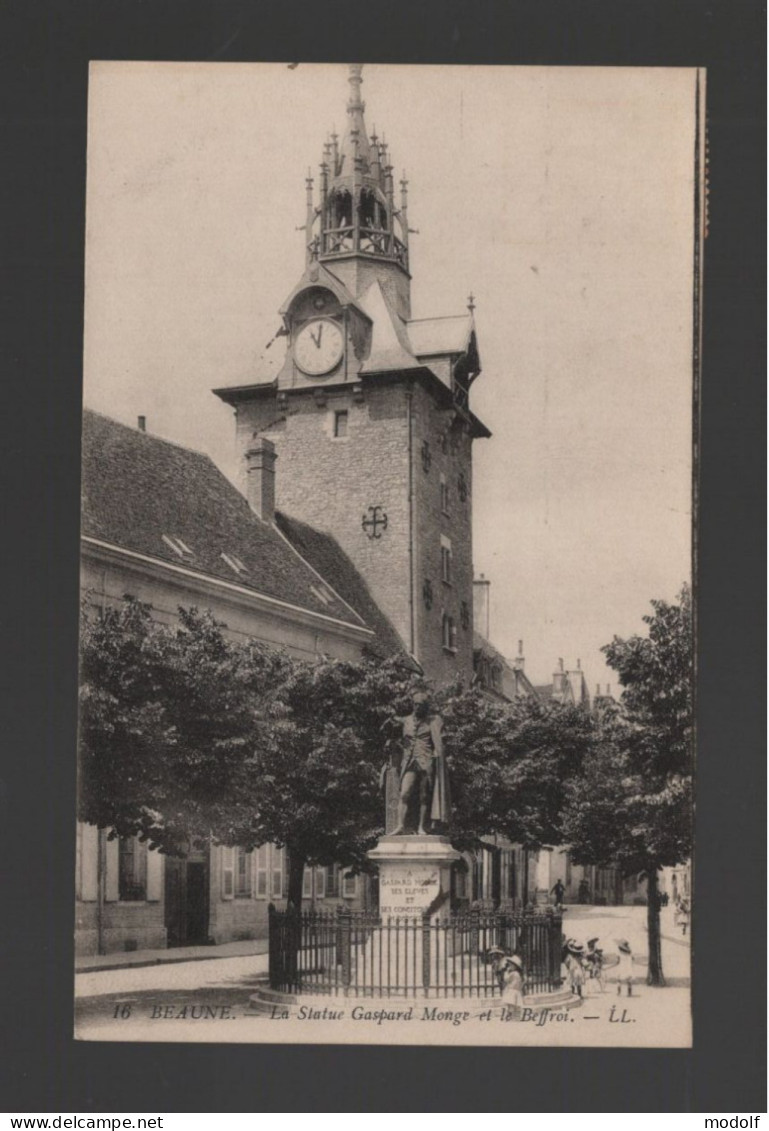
[[326, 864, 338, 898], [302, 866, 313, 899], [146, 846, 162, 901], [272, 845, 285, 899], [221, 847, 234, 900], [281, 848, 289, 899], [80, 824, 99, 902], [315, 867, 326, 899], [256, 845, 268, 898], [104, 834, 119, 902]]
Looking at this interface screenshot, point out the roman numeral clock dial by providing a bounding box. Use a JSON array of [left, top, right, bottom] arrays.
[[294, 318, 344, 376]]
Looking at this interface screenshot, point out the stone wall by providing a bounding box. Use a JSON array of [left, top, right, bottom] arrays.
[[410, 382, 475, 684], [236, 383, 414, 656], [234, 377, 478, 687]]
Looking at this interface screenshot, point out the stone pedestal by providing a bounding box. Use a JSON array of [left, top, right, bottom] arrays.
[[368, 834, 460, 921], [365, 834, 461, 992]]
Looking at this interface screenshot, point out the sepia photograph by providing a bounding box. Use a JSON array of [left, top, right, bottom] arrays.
[[74, 60, 700, 1047]]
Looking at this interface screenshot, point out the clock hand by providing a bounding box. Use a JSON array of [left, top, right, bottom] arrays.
[[314, 323, 323, 349]]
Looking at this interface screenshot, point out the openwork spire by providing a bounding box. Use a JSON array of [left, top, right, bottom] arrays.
[[304, 64, 409, 271]]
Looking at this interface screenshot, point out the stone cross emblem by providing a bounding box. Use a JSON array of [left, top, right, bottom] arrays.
[[362, 505, 388, 539]]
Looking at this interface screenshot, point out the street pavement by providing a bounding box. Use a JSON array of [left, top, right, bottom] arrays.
[[74, 903, 691, 1047]]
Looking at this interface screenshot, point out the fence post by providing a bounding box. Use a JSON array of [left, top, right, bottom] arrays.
[[339, 905, 352, 994], [268, 902, 276, 988], [550, 909, 563, 989], [422, 911, 431, 995]]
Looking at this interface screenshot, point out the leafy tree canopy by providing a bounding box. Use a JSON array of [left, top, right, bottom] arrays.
[[440, 685, 596, 852]]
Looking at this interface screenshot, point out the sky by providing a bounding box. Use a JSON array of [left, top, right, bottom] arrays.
[[83, 62, 696, 692]]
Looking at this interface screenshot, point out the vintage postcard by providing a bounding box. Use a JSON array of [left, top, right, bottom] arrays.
[[75, 62, 700, 1046]]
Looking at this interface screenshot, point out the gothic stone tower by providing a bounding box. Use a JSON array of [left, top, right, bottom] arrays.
[[215, 65, 490, 684]]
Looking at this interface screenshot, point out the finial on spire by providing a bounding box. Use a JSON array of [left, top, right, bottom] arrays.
[[347, 63, 364, 112], [467, 292, 476, 314]]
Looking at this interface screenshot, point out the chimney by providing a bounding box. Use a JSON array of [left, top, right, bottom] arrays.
[[245, 437, 277, 522], [473, 574, 491, 640], [513, 639, 525, 672], [137, 415, 146, 432], [553, 658, 567, 700]]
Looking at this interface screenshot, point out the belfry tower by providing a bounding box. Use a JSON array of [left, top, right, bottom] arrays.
[[215, 64, 490, 684]]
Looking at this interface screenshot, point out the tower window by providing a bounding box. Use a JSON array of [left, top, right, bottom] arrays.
[[442, 613, 457, 654], [440, 474, 450, 515], [440, 536, 453, 584], [333, 410, 348, 438]]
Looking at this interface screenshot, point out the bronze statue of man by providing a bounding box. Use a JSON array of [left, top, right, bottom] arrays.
[[390, 691, 451, 836]]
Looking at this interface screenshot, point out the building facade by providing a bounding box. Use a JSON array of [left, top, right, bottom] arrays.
[[77, 408, 400, 955]]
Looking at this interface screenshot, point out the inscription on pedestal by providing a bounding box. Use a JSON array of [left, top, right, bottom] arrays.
[[379, 865, 440, 917]]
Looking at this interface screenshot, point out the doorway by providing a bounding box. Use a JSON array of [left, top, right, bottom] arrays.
[[164, 853, 211, 947]]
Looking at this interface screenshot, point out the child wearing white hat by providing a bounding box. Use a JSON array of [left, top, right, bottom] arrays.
[[487, 948, 525, 1017], [616, 939, 634, 996]]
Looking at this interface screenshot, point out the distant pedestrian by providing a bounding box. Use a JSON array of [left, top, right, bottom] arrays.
[[578, 878, 590, 904], [677, 898, 690, 936], [551, 879, 566, 907], [616, 939, 634, 996]]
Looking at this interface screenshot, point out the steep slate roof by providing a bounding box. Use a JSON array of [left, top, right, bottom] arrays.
[[358, 280, 422, 375], [81, 409, 366, 628], [275, 511, 409, 662]]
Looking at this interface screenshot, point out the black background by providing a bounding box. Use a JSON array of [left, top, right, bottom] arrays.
[[0, 0, 765, 1113]]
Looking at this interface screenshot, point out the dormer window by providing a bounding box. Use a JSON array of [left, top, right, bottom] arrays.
[[309, 584, 332, 606], [221, 553, 248, 577], [162, 534, 194, 561]]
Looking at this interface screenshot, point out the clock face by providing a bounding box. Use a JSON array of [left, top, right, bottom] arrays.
[[294, 318, 344, 376]]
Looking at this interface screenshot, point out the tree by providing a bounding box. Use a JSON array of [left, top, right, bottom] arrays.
[[232, 653, 415, 907], [439, 685, 596, 855], [79, 598, 415, 906], [78, 599, 277, 854], [561, 585, 693, 985]]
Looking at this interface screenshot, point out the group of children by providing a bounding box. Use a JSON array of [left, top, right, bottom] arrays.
[[563, 936, 634, 997], [488, 935, 636, 1015]]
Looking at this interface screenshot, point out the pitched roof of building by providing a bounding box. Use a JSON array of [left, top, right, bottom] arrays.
[[275, 511, 408, 661], [407, 314, 475, 358], [80, 409, 367, 629]]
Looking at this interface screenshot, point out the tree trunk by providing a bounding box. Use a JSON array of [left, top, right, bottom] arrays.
[[646, 866, 665, 986], [286, 849, 305, 911]]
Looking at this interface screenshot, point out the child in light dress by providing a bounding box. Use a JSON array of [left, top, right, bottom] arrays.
[[487, 947, 525, 1016], [616, 938, 634, 996]]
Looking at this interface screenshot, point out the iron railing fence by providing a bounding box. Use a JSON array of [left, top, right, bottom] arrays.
[[268, 905, 563, 998]]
